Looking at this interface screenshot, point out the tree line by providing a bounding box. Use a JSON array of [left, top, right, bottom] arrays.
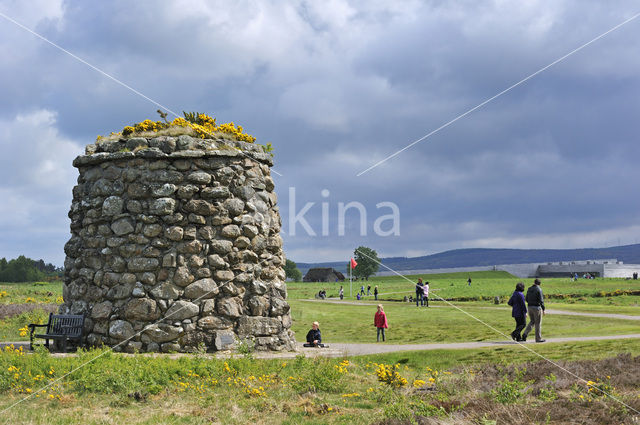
[[0, 255, 63, 282]]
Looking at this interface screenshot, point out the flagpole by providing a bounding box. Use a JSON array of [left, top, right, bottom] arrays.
[[349, 262, 352, 298]]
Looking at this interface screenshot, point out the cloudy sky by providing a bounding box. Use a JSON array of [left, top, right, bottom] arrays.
[[1, 1, 639, 266]]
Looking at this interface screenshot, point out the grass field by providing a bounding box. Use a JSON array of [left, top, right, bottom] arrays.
[[0, 341, 638, 424], [288, 300, 639, 344], [0, 274, 639, 423], [0, 281, 63, 305], [1, 273, 638, 343], [288, 271, 640, 303]]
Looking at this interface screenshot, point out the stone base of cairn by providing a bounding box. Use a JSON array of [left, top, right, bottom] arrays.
[[62, 135, 295, 352]]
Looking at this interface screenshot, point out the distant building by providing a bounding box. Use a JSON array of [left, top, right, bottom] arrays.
[[376, 258, 640, 279], [536, 259, 640, 278], [303, 268, 345, 282]]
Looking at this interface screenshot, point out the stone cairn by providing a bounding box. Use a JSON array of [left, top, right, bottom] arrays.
[[62, 135, 295, 352]]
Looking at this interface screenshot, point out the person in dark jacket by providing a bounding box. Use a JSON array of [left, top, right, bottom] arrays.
[[522, 279, 546, 342], [374, 285, 379, 300], [304, 321, 324, 347], [507, 282, 527, 341], [415, 278, 424, 307]]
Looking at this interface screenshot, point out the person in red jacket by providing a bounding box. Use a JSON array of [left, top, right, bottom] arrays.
[[374, 304, 388, 342]]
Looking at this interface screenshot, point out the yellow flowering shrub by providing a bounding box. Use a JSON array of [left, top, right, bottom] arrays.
[[585, 377, 616, 399], [112, 113, 256, 143], [373, 363, 408, 388]]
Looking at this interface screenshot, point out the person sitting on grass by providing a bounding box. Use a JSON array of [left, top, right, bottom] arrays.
[[303, 321, 325, 347]]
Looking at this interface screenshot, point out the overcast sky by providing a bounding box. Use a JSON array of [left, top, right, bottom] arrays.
[[1, 1, 640, 266]]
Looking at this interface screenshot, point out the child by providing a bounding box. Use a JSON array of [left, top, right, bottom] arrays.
[[304, 321, 324, 347], [374, 304, 388, 342], [422, 281, 429, 307], [374, 285, 379, 300]]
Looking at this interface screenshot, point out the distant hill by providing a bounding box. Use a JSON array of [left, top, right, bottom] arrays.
[[294, 244, 640, 276]]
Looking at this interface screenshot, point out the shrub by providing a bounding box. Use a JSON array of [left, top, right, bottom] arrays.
[[289, 356, 347, 393], [490, 369, 531, 404], [112, 113, 257, 143], [374, 363, 408, 388]]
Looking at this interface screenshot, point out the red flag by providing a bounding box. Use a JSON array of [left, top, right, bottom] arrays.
[[350, 258, 357, 269]]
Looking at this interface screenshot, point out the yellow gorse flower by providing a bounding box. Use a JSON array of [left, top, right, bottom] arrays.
[[116, 113, 256, 143], [374, 363, 408, 388]]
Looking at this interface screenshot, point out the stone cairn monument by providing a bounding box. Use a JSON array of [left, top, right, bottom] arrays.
[[62, 130, 295, 353]]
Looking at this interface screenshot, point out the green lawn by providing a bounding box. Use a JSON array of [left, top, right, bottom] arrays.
[[287, 272, 639, 345], [288, 271, 640, 302], [0, 281, 63, 305], [289, 299, 639, 344]]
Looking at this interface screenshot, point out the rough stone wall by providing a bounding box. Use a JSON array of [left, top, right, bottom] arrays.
[[62, 135, 295, 352]]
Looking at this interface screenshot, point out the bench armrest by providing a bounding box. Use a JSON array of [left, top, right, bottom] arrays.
[[28, 323, 48, 330]]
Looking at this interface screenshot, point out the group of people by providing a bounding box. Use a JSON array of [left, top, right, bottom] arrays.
[[508, 278, 546, 342], [321, 285, 379, 301], [414, 278, 429, 307], [359, 285, 380, 300], [571, 272, 595, 281]]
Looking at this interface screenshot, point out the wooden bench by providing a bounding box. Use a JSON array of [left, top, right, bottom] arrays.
[[29, 313, 85, 352]]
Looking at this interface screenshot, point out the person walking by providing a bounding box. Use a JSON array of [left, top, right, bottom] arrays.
[[415, 278, 424, 307], [467, 277, 472, 286], [507, 282, 527, 341], [374, 304, 388, 342], [367, 285, 372, 296], [522, 279, 546, 342], [374, 285, 379, 300], [422, 281, 429, 307], [339, 286, 344, 300], [360, 285, 365, 296]]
